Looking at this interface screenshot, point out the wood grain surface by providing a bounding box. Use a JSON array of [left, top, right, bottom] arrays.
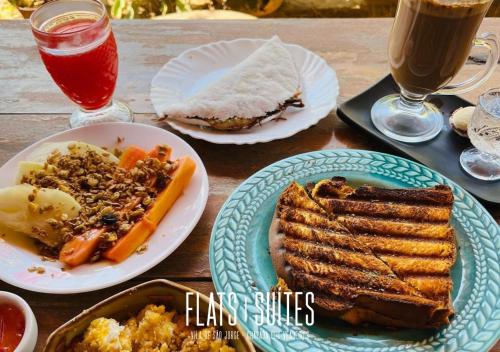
[[0, 19, 498, 351]]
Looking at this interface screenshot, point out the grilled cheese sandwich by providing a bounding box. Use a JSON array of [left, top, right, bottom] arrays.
[[269, 179, 456, 328]]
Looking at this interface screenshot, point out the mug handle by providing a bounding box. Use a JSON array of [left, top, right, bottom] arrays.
[[438, 32, 499, 95]]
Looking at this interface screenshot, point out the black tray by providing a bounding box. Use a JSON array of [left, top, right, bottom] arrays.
[[337, 74, 500, 204]]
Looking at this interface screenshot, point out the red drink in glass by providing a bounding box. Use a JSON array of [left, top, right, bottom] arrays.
[[39, 19, 118, 110], [31, 0, 132, 127]]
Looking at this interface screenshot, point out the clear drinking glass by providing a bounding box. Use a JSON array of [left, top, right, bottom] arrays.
[[460, 89, 500, 181], [30, 0, 133, 128], [371, 0, 499, 143]]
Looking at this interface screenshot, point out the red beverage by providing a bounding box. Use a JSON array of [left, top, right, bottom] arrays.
[[37, 19, 118, 110], [31, 0, 132, 127]]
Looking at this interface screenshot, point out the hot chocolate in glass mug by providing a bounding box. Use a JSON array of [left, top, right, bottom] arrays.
[[372, 0, 499, 143]]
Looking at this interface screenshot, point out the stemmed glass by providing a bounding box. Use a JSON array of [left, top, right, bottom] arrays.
[[372, 0, 498, 143], [460, 89, 500, 181], [30, 0, 133, 128]]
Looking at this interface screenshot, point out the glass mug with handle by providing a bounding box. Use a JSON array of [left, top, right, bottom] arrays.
[[372, 0, 499, 143], [30, 0, 133, 128]]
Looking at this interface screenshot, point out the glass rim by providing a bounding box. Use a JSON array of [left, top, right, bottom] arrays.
[[478, 88, 500, 119], [30, 0, 107, 37]]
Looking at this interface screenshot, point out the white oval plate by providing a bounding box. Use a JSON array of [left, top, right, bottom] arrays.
[[0, 122, 209, 294], [150, 38, 339, 144]]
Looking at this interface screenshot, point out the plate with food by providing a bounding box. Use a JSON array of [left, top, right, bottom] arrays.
[[0, 122, 208, 294], [44, 279, 255, 352], [209, 149, 500, 351], [150, 36, 338, 144]]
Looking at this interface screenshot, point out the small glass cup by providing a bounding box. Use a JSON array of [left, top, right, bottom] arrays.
[[460, 89, 500, 181], [372, 0, 499, 143], [30, 0, 133, 128]]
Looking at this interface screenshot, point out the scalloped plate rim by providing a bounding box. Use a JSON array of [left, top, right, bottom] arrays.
[[150, 37, 339, 145], [0, 122, 209, 294], [209, 149, 500, 352]]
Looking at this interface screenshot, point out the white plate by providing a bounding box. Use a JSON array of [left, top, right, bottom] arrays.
[[150, 38, 339, 144], [0, 122, 209, 294]]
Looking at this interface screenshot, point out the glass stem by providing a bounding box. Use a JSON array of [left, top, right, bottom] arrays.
[[399, 88, 427, 113]]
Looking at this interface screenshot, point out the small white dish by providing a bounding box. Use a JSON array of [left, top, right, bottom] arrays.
[[0, 291, 38, 352], [0, 122, 209, 294], [150, 38, 339, 144]]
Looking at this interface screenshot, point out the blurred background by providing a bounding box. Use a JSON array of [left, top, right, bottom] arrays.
[[2, 0, 500, 19]]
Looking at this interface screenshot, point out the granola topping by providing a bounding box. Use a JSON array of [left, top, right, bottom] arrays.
[[27, 266, 46, 274], [22, 145, 178, 260]]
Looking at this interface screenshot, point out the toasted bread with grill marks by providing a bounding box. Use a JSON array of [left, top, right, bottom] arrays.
[[310, 178, 456, 304], [269, 180, 455, 328]]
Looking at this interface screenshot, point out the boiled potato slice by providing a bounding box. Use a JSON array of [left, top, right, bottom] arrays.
[[26, 141, 119, 164], [15, 161, 58, 184], [15, 161, 45, 184], [0, 184, 81, 247]]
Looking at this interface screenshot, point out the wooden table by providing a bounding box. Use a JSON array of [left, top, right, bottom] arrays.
[[0, 19, 499, 352]]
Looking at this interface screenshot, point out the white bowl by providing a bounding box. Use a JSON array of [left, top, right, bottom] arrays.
[[0, 291, 37, 352]]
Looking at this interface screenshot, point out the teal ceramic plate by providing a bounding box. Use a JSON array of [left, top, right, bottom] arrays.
[[209, 149, 500, 352]]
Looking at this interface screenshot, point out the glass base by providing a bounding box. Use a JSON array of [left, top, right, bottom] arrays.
[[371, 94, 443, 143], [69, 100, 133, 128], [460, 147, 500, 181]]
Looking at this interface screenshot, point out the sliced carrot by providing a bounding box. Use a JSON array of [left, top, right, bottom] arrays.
[[104, 218, 156, 262], [145, 156, 196, 226], [59, 229, 104, 267], [147, 144, 172, 162], [119, 145, 147, 170], [104, 157, 196, 262]]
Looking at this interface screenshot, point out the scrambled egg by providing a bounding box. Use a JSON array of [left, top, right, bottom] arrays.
[[72, 305, 236, 352], [72, 318, 132, 352]]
